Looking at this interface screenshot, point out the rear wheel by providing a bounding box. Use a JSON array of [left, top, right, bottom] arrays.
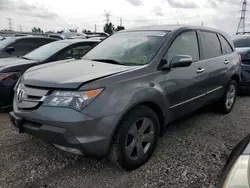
[[108, 106, 160, 170], [217, 79, 237, 114]]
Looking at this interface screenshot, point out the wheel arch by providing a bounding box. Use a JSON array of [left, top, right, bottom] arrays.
[[111, 100, 166, 145], [231, 74, 240, 87]]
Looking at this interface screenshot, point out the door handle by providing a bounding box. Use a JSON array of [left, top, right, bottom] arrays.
[[224, 60, 230, 64], [196, 68, 205, 73]]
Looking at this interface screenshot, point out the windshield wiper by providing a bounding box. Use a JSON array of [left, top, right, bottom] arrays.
[[91, 59, 124, 65]]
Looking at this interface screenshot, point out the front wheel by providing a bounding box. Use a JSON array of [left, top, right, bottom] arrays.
[[218, 79, 237, 114], [108, 106, 160, 170]]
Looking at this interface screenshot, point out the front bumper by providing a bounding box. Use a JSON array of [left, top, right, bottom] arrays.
[[10, 103, 121, 157]]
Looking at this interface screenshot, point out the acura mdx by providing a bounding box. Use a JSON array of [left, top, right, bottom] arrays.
[[9, 25, 241, 170]]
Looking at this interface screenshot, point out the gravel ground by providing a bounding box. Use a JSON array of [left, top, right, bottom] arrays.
[[1, 96, 250, 188]]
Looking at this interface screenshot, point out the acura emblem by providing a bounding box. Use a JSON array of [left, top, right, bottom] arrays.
[[16, 89, 25, 103]]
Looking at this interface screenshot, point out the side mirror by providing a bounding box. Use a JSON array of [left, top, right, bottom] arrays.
[[169, 55, 193, 68], [218, 133, 250, 188], [4, 46, 15, 54]]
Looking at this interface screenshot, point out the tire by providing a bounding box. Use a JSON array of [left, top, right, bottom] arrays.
[[217, 79, 237, 114], [108, 106, 160, 170]]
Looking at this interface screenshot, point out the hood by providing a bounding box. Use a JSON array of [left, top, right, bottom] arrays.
[[0, 57, 36, 71], [23, 59, 140, 89]]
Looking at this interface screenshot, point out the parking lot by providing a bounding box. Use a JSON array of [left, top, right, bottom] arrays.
[[0, 96, 249, 188]]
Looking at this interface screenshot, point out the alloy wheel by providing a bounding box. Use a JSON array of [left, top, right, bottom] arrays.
[[125, 117, 155, 160], [225, 85, 236, 109]]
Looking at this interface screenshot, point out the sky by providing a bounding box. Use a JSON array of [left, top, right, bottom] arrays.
[[0, 0, 245, 35]]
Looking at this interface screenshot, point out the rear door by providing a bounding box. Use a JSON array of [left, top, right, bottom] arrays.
[[199, 31, 232, 100], [163, 30, 208, 120]]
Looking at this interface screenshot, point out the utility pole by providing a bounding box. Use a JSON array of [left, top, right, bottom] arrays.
[[6, 17, 13, 31], [94, 24, 97, 32], [236, 0, 247, 35], [120, 18, 123, 26], [19, 25, 22, 32], [104, 10, 111, 24], [202, 21, 204, 27]]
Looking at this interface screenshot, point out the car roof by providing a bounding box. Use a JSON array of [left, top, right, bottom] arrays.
[[12, 36, 56, 40], [55, 39, 101, 44], [122, 25, 224, 34], [232, 35, 250, 40]]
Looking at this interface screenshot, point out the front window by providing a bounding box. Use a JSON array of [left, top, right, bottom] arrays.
[[83, 31, 168, 65], [23, 41, 69, 62], [0, 37, 16, 51]]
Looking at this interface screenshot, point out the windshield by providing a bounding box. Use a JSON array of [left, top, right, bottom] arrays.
[[0, 37, 15, 51], [23, 41, 69, 61], [83, 31, 168, 65], [233, 37, 250, 48]]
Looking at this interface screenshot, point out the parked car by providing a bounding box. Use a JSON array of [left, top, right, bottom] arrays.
[[218, 133, 250, 187], [0, 36, 56, 58], [9, 25, 241, 170], [88, 32, 109, 37], [48, 34, 65, 40], [233, 35, 250, 89], [67, 36, 87, 39], [0, 36, 5, 40], [0, 39, 100, 108]]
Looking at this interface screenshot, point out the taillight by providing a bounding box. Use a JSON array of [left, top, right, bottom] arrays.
[[239, 54, 242, 63]]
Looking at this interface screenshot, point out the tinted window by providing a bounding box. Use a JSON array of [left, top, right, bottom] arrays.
[[54, 42, 97, 61], [218, 34, 233, 54], [83, 31, 169, 65], [233, 37, 250, 48], [12, 38, 45, 54], [24, 41, 70, 61], [0, 37, 16, 50], [200, 32, 221, 59], [166, 31, 199, 63]]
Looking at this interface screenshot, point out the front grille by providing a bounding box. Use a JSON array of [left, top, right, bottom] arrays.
[[16, 84, 50, 110]]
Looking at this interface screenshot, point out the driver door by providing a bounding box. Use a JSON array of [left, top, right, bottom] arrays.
[[163, 30, 208, 120]]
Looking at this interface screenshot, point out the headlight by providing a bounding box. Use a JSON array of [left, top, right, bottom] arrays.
[[222, 155, 250, 187], [45, 88, 103, 111]]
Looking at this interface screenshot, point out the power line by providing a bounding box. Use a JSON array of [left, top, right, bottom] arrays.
[[6, 17, 13, 31], [104, 10, 111, 24], [236, 0, 247, 35]]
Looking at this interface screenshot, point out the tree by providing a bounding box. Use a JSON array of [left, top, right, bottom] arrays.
[[68, 28, 78, 32], [104, 23, 115, 35], [82, 29, 91, 34], [115, 26, 125, 32], [31, 27, 43, 33]]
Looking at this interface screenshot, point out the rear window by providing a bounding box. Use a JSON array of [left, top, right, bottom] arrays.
[[0, 37, 16, 50], [218, 34, 233, 54], [200, 31, 221, 59], [233, 37, 250, 48]]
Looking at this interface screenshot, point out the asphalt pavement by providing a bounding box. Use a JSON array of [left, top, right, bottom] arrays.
[[1, 96, 250, 188]]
